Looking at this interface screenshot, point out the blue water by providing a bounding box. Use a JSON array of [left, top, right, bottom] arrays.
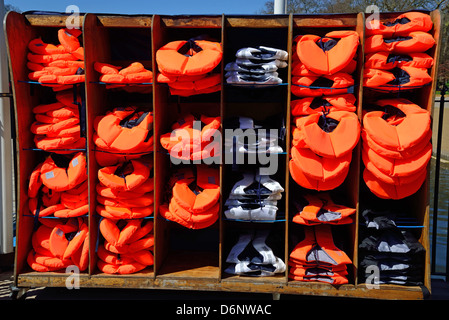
[[430, 157, 449, 275]]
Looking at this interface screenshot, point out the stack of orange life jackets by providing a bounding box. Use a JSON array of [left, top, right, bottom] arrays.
[[290, 193, 356, 226], [93, 107, 154, 166], [32, 90, 86, 153], [27, 28, 85, 91], [27, 217, 89, 272], [97, 217, 154, 274], [26, 152, 88, 219], [288, 225, 352, 285], [361, 98, 432, 199], [364, 12, 435, 91], [156, 38, 222, 96], [96, 158, 154, 220], [289, 30, 361, 191], [160, 113, 221, 162], [94, 62, 153, 92], [159, 165, 220, 229]]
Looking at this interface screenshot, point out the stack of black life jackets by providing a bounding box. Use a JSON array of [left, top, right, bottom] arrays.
[[358, 208, 425, 286]]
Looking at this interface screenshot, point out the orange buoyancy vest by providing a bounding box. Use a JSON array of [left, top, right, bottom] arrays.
[[167, 73, 221, 91], [294, 111, 360, 158], [40, 152, 87, 192], [27, 52, 78, 64], [362, 98, 431, 152], [159, 202, 219, 230], [160, 114, 220, 157], [365, 12, 433, 37], [364, 52, 434, 70], [361, 128, 431, 160], [292, 194, 355, 225], [363, 66, 432, 91], [292, 58, 357, 76], [290, 145, 352, 182], [362, 142, 431, 178], [34, 135, 86, 153], [289, 225, 352, 266], [291, 73, 354, 97], [171, 165, 220, 214], [363, 166, 427, 199], [28, 38, 68, 55], [58, 28, 82, 52], [98, 159, 151, 192], [96, 178, 154, 199], [168, 84, 221, 97], [362, 147, 429, 186], [49, 218, 88, 260], [289, 157, 350, 191], [296, 30, 359, 75], [97, 204, 154, 220], [291, 94, 356, 116], [97, 193, 154, 208], [99, 218, 141, 250], [365, 31, 435, 54], [94, 107, 153, 154], [156, 39, 222, 76]]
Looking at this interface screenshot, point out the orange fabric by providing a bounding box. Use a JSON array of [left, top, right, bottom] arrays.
[[363, 66, 432, 91], [291, 73, 354, 97], [58, 28, 81, 52], [366, 12, 433, 37], [362, 98, 431, 152], [93, 107, 153, 154], [40, 152, 87, 192], [365, 31, 435, 54], [296, 31, 359, 75], [97, 160, 151, 192], [291, 94, 356, 116], [294, 111, 360, 158], [156, 40, 222, 76], [364, 52, 433, 70]]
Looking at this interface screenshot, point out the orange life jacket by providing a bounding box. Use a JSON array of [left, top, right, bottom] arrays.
[[167, 73, 221, 91], [49, 218, 88, 260], [58, 28, 82, 53], [97, 160, 151, 192], [289, 157, 350, 191], [366, 12, 433, 37], [291, 193, 355, 225], [160, 114, 220, 160], [294, 111, 360, 158], [40, 152, 87, 192], [291, 73, 354, 97], [361, 128, 431, 160], [96, 204, 154, 220], [34, 134, 86, 154], [290, 145, 352, 183], [289, 225, 352, 266], [362, 142, 431, 178], [97, 244, 153, 274], [171, 166, 220, 213], [93, 107, 153, 154], [291, 94, 356, 116], [292, 58, 357, 76], [295, 30, 359, 75], [156, 39, 222, 76], [28, 38, 68, 55], [363, 66, 432, 91], [362, 98, 431, 152], [364, 52, 433, 70], [99, 218, 141, 250], [365, 31, 435, 54], [168, 84, 221, 97], [363, 166, 427, 200]]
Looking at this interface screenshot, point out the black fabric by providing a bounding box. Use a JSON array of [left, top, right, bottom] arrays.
[[386, 67, 411, 85], [311, 77, 334, 88], [381, 104, 406, 122], [177, 39, 203, 57], [383, 17, 411, 27], [383, 36, 413, 43], [50, 153, 72, 169], [310, 97, 333, 110], [318, 114, 339, 133], [316, 38, 340, 52], [387, 54, 413, 64], [119, 111, 149, 128]]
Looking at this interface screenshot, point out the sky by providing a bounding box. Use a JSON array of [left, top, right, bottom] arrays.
[[5, 0, 271, 15]]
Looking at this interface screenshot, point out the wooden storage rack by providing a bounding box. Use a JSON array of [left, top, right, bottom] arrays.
[[4, 10, 441, 300]]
